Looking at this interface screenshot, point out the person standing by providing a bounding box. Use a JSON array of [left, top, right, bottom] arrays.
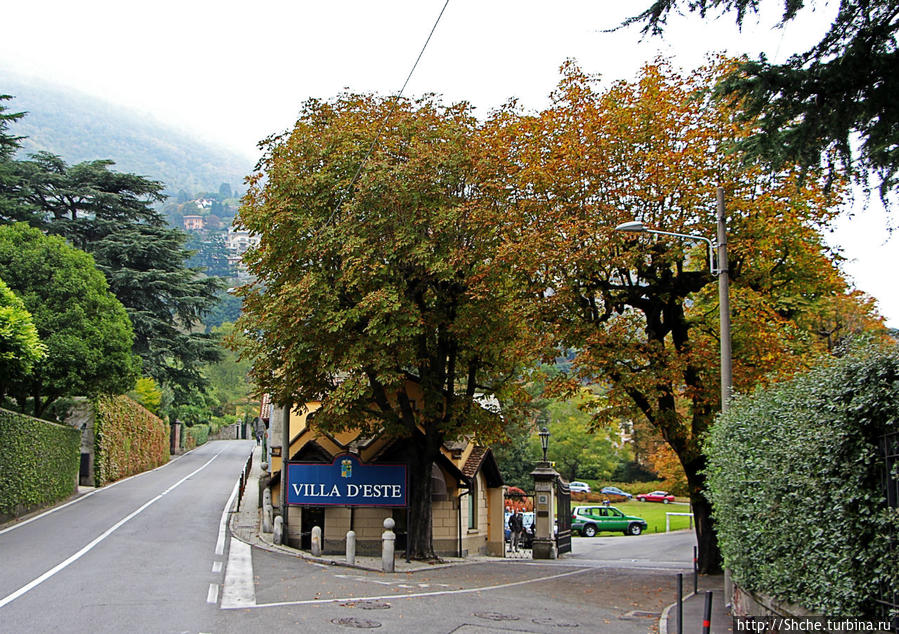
[[509, 510, 524, 552], [253, 417, 266, 445]]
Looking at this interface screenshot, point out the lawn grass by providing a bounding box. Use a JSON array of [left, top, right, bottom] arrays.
[[571, 500, 694, 536]]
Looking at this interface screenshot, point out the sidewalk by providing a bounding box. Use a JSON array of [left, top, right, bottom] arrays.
[[228, 444, 493, 572], [661, 573, 733, 633]]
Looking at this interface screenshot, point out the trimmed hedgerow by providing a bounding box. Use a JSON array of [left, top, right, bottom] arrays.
[[94, 395, 169, 486], [185, 423, 209, 448], [705, 342, 899, 616], [0, 408, 79, 521]]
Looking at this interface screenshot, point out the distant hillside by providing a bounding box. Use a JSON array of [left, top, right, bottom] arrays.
[[1, 73, 253, 196]]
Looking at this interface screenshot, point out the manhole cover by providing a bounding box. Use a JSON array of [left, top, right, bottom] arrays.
[[532, 617, 580, 628], [473, 611, 520, 622], [331, 617, 382, 629]]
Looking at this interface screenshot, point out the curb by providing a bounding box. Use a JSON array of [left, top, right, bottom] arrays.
[[659, 591, 696, 634]]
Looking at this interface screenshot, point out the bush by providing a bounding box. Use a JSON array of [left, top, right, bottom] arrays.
[[0, 408, 79, 521], [611, 460, 659, 483], [705, 342, 899, 616], [186, 423, 209, 447], [94, 395, 169, 485]]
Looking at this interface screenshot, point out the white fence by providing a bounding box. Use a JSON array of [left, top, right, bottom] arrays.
[[665, 512, 694, 532]]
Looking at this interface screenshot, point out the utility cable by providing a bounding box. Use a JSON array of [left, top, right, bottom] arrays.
[[327, 0, 451, 225]]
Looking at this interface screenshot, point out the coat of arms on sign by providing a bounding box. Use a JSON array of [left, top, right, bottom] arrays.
[[341, 459, 352, 478]]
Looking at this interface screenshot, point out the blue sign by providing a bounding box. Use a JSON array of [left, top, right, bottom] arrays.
[[286, 454, 407, 507]]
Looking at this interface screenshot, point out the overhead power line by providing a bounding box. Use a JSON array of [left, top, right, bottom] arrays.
[[328, 0, 451, 225]]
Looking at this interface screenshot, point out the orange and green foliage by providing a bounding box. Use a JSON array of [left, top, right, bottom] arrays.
[[486, 59, 885, 571], [235, 94, 539, 559], [94, 395, 169, 485]]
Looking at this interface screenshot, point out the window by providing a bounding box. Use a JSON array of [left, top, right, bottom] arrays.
[[467, 479, 478, 529]]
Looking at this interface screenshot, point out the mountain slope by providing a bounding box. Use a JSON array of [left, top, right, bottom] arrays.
[[1, 73, 253, 196]]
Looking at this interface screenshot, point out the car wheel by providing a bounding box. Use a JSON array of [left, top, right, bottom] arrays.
[[663, 499, 669, 504], [627, 523, 643, 536], [582, 524, 597, 538]]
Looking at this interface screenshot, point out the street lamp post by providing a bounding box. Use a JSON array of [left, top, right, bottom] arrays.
[[614, 187, 732, 410], [615, 186, 734, 603]]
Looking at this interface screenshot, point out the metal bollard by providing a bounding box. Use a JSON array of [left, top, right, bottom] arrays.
[[311, 525, 322, 556], [381, 518, 396, 572], [676, 572, 684, 634], [702, 591, 713, 634], [346, 530, 356, 566], [273, 515, 283, 545], [693, 546, 699, 594]]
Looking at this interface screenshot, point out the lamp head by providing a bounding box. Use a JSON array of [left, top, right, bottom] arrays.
[[614, 220, 646, 233]]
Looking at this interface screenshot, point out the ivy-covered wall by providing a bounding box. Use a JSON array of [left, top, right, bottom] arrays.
[[705, 342, 899, 616], [94, 395, 170, 486], [0, 408, 79, 522]]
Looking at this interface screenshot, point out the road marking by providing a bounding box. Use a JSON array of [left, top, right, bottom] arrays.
[[221, 537, 256, 608], [216, 480, 239, 556], [223, 567, 592, 610], [207, 584, 219, 604], [212, 561, 223, 573], [0, 451, 223, 609], [334, 574, 451, 589]]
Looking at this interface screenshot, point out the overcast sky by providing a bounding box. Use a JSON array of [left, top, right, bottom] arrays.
[[2, 1, 896, 326]]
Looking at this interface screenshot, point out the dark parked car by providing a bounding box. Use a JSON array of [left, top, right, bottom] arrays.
[[599, 486, 633, 502]]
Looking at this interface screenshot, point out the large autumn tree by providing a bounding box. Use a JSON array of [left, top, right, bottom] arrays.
[[488, 60, 884, 572], [235, 94, 535, 559]]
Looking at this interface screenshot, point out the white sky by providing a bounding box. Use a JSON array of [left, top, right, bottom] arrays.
[[1, 0, 896, 326]]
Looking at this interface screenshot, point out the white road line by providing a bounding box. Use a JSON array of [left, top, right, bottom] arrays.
[[220, 538, 256, 608], [222, 567, 592, 610], [212, 561, 223, 573], [207, 584, 219, 604], [0, 451, 223, 609], [216, 481, 239, 556]]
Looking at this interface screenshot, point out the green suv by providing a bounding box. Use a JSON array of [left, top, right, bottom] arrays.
[[571, 505, 647, 537]]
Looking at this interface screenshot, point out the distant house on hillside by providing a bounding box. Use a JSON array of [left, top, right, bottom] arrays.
[[183, 215, 204, 232], [226, 228, 260, 280]]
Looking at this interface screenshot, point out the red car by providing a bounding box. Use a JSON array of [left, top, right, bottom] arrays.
[[636, 490, 676, 504]]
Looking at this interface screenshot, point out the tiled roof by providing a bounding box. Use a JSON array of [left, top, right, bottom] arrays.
[[461, 446, 487, 479]]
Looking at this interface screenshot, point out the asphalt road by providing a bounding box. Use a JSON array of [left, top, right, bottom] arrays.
[[0, 439, 255, 634], [1, 443, 702, 633], [211, 524, 699, 633]]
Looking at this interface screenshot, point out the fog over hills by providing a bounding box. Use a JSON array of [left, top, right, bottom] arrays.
[[1, 73, 253, 196]]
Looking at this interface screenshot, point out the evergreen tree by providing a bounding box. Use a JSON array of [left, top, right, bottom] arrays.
[[3, 128, 223, 398], [623, 0, 899, 198]]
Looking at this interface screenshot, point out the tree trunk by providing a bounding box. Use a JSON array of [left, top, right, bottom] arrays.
[[687, 469, 722, 574], [405, 445, 436, 560]]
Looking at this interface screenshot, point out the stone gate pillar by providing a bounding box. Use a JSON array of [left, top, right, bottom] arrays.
[[531, 462, 559, 559]]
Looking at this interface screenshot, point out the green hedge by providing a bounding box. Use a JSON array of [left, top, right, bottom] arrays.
[[94, 395, 169, 486], [705, 342, 899, 616], [0, 408, 79, 521], [185, 423, 209, 447]]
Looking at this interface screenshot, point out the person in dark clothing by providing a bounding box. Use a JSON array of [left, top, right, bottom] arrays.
[[509, 511, 524, 552]]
